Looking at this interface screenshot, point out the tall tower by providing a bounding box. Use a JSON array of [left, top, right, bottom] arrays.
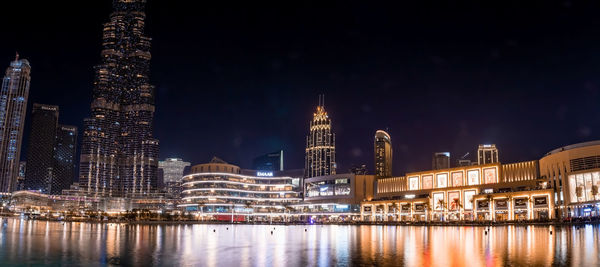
[[0, 55, 31, 192], [79, 0, 159, 197], [24, 104, 59, 193], [374, 130, 392, 177], [305, 95, 336, 178]]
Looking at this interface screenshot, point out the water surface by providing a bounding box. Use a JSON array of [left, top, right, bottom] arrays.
[[0, 217, 598, 266]]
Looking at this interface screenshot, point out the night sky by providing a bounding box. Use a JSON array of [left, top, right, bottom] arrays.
[[2, 1, 600, 175]]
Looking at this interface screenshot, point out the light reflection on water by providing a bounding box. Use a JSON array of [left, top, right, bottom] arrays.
[[0, 217, 598, 266]]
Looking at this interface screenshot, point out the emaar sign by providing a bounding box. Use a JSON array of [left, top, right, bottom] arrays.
[[256, 171, 273, 177]]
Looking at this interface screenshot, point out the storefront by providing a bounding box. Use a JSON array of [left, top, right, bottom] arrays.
[[476, 199, 490, 221], [494, 198, 509, 221]]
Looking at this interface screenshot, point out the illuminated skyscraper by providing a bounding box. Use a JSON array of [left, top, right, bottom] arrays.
[[79, 0, 159, 197], [374, 130, 392, 177], [305, 95, 336, 178], [0, 55, 30, 192], [478, 144, 499, 165]]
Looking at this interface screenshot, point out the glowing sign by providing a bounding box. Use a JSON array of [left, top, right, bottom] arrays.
[[422, 175, 433, 189], [408, 176, 419, 190], [433, 192, 444, 210], [256, 171, 273, 177], [483, 167, 497, 184], [463, 190, 476, 210], [448, 191, 460, 211], [467, 169, 480, 185], [436, 173, 448, 188], [451, 172, 463, 187]]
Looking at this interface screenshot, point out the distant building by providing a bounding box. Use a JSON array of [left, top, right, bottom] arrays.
[[432, 152, 451, 170], [478, 144, 499, 165], [158, 158, 190, 199], [24, 104, 77, 195], [350, 165, 368, 175], [0, 55, 31, 192], [457, 159, 474, 167], [252, 150, 284, 171], [24, 104, 59, 194], [305, 95, 336, 178], [16, 161, 26, 191], [53, 125, 77, 195], [374, 130, 392, 177]]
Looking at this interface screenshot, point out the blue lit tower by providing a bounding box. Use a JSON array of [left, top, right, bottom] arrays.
[[305, 95, 336, 178], [0, 55, 30, 192], [79, 0, 159, 197]]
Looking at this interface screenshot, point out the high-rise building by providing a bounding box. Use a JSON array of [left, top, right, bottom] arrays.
[[432, 152, 451, 170], [0, 55, 31, 192], [53, 125, 77, 195], [478, 144, 499, 165], [24, 104, 59, 193], [158, 158, 190, 199], [252, 150, 284, 171], [305, 95, 336, 178], [374, 130, 392, 177], [79, 0, 159, 197]]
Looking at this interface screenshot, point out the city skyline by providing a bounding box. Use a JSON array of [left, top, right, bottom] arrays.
[[2, 1, 600, 175]]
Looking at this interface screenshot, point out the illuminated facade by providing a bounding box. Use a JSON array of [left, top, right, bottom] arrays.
[[539, 141, 600, 218], [305, 95, 336, 178], [364, 161, 553, 222], [0, 55, 30, 192], [79, 0, 159, 197], [374, 130, 392, 177], [179, 158, 301, 221]]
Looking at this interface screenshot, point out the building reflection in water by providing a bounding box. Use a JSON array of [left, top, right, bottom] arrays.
[[0, 218, 598, 266]]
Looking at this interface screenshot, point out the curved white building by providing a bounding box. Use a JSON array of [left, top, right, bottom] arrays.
[[178, 157, 301, 221]]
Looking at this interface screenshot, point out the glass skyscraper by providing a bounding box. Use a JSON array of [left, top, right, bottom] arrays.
[[0, 55, 30, 192], [305, 95, 336, 178], [79, 0, 159, 197]]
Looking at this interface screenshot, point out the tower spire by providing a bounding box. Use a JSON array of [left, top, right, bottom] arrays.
[[14, 51, 19, 61]]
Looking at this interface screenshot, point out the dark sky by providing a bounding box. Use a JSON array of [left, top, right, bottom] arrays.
[[2, 1, 600, 175]]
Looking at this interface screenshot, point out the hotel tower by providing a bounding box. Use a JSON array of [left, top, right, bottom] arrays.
[[305, 95, 336, 178], [0, 55, 30, 192], [79, 0, 159, 197], [374, 130, 392, 177]]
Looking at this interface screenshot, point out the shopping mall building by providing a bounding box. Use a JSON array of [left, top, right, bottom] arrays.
[[177, 158, 303, 222], [361, 141, 600, 222]]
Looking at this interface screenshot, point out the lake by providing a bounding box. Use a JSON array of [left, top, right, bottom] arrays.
[[0, 217, 598, 266]]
